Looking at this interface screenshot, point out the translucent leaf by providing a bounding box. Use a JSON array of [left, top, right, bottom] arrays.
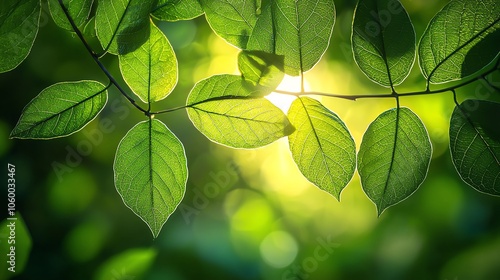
[[351, 0, 415, 87], [10, 81, 108, 139], [247, 0, 335, 75], [358, 107, 432, 215], [419, 0, 500, 84], [238, 50, 284, 89], [449, 99, 500, 195], [114, 119, 187, 238], [48, 0, 93, 31], [287, 97, 356, 199], [0, 214, 32, 276], [95, 0, 155, 55], [199, 0, 259, 49], [94, 248, 157, 280], [186, 74, 294, 148], [152, 0, 203, 21], [0, 0, 40, 73], [119, 21, 178, 103]]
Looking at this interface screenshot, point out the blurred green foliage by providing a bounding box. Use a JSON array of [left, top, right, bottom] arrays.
[[1, 0, 500, 279]]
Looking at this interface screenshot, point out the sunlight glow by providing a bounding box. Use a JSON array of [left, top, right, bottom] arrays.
[[266, 75, 313, 113]]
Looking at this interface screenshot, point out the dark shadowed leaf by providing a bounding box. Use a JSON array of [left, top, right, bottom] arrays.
[[288, 97, 356, 199], [199, 0, 259, 48], [114, 119, 188, 238], [95, 0, 155, 55], [152, 0, 203, 21], [119, 21, 177, 103], [10, 81, 108, 139], [450, 99, 500, 195], [238, 50, 284, 90], [186, 74, 294, 148], [419, 0, 500, 84], [352, 0, 415, 87], [48, 0, 93, 31], [247, 0, 335, 75], [358, 107, 432, 215], [0, 0, 40, 73]]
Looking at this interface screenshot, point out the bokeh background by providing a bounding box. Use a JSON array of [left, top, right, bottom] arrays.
[[1, 0, 500, 279]]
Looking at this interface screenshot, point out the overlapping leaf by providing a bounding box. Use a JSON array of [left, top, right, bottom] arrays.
[[95, 0, 155, 55], [358, 107, 432, 215], [199, 0, 259, 48], [114, 119, 188, 238], [419, 0, 500, 84], [10, 81, 108, 139], [238, 50, 284, 90], [352, 0, 415, 87], [48, 0, 93, 31], [0, 0, 40, 73], [288, 97, 356, 199], [247, 0, 335, 75], [186, 74, 294, 148], [152, 0, 203, 21], [450, 99, 500, 195], [119, 21, 177, 103]]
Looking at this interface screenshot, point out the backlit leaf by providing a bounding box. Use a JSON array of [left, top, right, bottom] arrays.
[[449, 99, 500, 195], [358, 107, 432, 215], [352, 0, 415, 87], [199, 0, 259, 48], [114, 119, 188, 237], [48, 0, 93, 31], [0, 0, 40, 73], [187, 74, 294, 148], [95, 0, 155, 55], [288, 97, 356, 199], [10, 81, 108, 139], [419, 0, 500, 84], [119, 21, 178, 103], [247, 0, 335, 75], [152, 0, 203, 21]]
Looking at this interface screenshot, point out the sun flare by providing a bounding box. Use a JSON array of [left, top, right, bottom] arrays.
[[266, 75, 314, 113]]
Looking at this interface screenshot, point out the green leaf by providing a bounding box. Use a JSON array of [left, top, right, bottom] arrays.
[[0, 214, 32, 277], [186, 74, 294, 148], [419, 0, 500, 84], [449, 99, 500, 196], [199, 0, 259, 49], [119, 21, 178, 103], [48, 0, 93, 31], [247, 0, 336, 75], [95, 0, 155, 55], [238, 50, 284, 90], [152, 0, 203, 21], [0, 0, 40, 73], [10, 81, 108, 139], [287, 97, 356, 199], [358, 107, 432, 215], [94, 248, 157, 280], [351, 0, 415, 87], [114, 119, 188, 238]]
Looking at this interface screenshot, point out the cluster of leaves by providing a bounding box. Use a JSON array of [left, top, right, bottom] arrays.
[[1, 0, 499, 237]]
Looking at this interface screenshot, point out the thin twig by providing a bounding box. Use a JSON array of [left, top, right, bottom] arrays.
[[57, 0, 147, 114]]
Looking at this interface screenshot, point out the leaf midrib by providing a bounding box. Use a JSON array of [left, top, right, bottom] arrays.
[[11, 87, 106, 137], [427, 15, 500, 81]]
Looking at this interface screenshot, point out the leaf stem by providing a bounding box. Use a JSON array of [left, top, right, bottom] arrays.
[[275, 62, 499, 101], [57, 0, 148, 115]]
